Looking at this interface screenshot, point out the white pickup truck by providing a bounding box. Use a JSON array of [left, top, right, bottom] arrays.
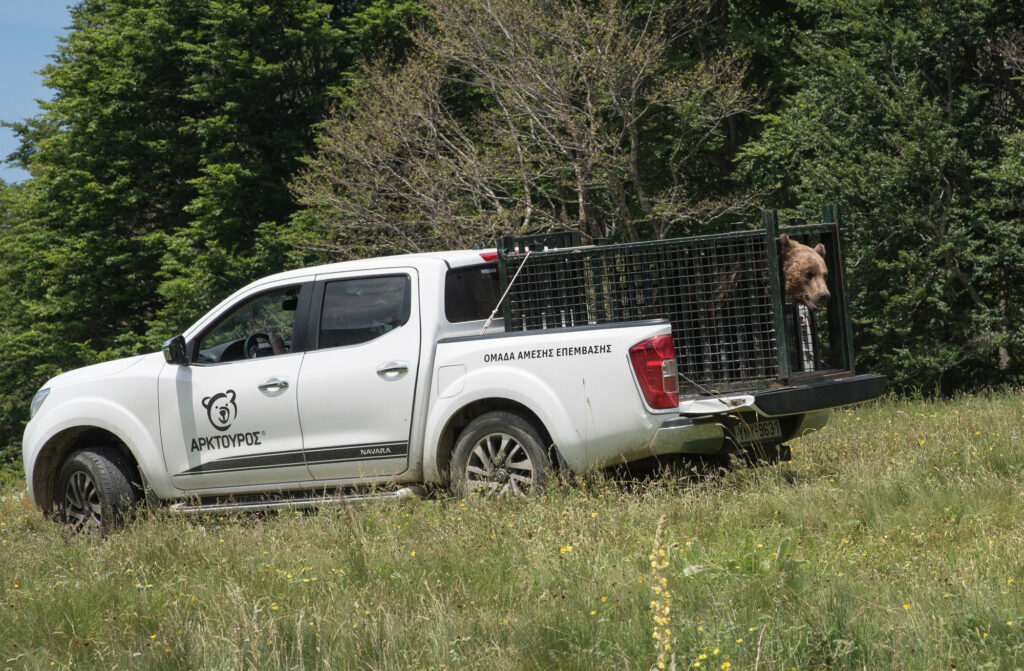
[[22, 246, 884, 533]]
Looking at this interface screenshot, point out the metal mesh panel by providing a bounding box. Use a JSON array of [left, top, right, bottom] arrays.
[[501, 231, 780, 394]]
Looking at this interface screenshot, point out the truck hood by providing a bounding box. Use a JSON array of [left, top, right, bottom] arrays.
[[46, 353, 153, 388]]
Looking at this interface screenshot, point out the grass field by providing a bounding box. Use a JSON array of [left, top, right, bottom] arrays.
[[1, 392, 1023, 670]]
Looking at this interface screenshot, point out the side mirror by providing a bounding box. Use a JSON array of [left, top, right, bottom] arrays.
[[162, 335, 189, 366]]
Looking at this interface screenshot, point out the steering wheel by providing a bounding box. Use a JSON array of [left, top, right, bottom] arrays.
[[243, 332, 271, 359]]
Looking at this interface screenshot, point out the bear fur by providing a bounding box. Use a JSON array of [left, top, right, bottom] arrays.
[[779, 234, 830, 311]]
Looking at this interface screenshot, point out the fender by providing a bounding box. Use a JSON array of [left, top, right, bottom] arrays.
[[25, 396, 179, 506], [422, 364, 585, 484]]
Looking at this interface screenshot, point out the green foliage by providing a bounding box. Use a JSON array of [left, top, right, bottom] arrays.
[[149, 0, 357, 336], [2, 393, 1024, 668], [736, 0, 1024, 391], [293, 0, 757, 254], [0, 0, 422, 460]]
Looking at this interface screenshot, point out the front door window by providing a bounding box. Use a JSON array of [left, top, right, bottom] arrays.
[[197, 287, 301, 363]]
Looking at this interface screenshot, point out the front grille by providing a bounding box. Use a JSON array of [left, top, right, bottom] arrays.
[[500, 230, 781, 394]]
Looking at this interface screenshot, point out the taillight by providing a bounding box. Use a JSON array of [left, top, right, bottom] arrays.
[[629, 335, 679, 410], [479, 251, 499, 261]]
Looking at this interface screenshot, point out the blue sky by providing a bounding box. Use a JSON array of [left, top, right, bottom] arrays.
[[1, 1, 73, 183]]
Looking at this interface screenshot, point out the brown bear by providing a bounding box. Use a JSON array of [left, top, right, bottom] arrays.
[[779, 234, 830, 311]]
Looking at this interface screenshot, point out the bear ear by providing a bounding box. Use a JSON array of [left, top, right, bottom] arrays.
[[201, 395, 213, 410], [225, 389, 236, 403], [813, 242, 826, 258], [778, 234, 792, 256]]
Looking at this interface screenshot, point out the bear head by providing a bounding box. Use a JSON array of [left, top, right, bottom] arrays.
[[779, 234, 830, 311]]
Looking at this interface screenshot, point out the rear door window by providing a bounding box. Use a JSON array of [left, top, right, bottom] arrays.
[[318, 275, 411, 349]]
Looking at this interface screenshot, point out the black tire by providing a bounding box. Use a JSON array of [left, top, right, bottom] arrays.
[[450, 411, 552, 497], [55, 447, 140, 535]]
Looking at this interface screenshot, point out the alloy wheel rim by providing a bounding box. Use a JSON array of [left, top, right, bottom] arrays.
[[465, 432, 536, 496], [64, 471, 102, 533]]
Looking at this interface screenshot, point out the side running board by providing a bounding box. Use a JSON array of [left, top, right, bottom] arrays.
[[168, 486, 425, 515]]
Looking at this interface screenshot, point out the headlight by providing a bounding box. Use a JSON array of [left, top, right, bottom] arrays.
[[30, 388, 50, 419]]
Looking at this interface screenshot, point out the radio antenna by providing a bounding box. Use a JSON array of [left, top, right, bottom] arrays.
[[480, 249, 532, 335]]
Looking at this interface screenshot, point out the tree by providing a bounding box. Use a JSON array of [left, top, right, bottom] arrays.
[[294, 0, 756, 256], [736, 0, 1024, 390], [150, 0, 426, 335], [0, 180, 71, 465], [0, 0, 423, 460]]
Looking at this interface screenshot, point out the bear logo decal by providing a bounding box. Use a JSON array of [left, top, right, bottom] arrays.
[[202, 390, 238, 432]]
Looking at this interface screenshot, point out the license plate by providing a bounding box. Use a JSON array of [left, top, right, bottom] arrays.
[[732, 419, 782, 444]]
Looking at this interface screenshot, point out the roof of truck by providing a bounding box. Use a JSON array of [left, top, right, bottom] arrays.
[[181, 248, 502, 339], [258, 248, 500, 284]]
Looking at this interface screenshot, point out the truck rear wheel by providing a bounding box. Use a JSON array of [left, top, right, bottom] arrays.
[[55, 447, 140, 535], [450, 411, 551, 497]]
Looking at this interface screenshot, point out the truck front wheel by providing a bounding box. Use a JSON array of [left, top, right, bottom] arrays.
[[450, 411, 551, 497], [55, 447, 140, 535]]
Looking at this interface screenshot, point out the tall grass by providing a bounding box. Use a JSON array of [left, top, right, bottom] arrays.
[[2, 392, 1022, 669]]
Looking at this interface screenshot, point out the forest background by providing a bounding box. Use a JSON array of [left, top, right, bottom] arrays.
[[0, 0, 1021, 464]]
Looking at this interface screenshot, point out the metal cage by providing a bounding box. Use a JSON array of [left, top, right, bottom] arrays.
[[497, 206, 855, 396]]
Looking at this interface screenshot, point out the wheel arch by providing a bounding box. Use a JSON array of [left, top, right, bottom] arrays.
[[32, 426, 141, 514], [433, 399, 554, 486]]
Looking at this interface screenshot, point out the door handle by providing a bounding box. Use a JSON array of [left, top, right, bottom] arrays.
[[376, 361, 409, 378], [258, 378, 290, 392]]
